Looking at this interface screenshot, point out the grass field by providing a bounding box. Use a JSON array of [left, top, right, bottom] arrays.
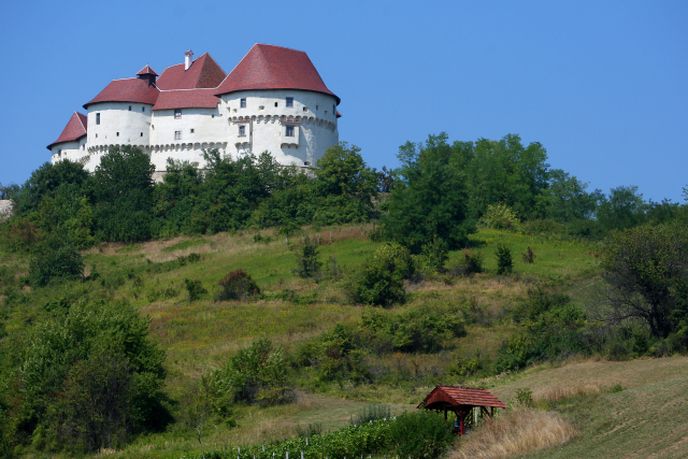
[[4, 224, 685, 458]]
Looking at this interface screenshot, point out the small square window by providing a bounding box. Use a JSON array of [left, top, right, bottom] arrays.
[[128, 105, 132, 111], [285, 125, 295, 137], [274, 102, 278, 107], [96, 113, 101, 125], [116, 132, 120, 137], [174, 109, 182, 119], [190, 128, 195, 134], [174, 130, 182, 140], [286, 97, 294, 107], [240, 98, 246, 108], [303, 107, 307, 112], [238, 125, 246, 137]]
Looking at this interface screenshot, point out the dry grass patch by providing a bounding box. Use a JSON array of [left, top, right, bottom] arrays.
[[448, 408, 576, 459]]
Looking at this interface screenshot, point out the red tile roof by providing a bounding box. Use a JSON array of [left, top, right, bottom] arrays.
[[156, 52, 225, 90], [215, 44, 339, 103], [136, 64, 158, 76], [419, 386, 507, 410], [47, 112, 87, 149], [84, 77, 159, 108], [153, 88, 219, 111]]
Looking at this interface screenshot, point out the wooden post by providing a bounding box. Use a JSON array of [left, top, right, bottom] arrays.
[[459, 412, 465, 436]]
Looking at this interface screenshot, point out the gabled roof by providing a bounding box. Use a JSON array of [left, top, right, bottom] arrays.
[[84, 77, 159, 108], [136, 64, 158, 76], [156, 52, 226, 90], [153, 88, 219, 111], [47, 112, 87, 150], [215, 44, 339, 104], [419, 386, 506, 410]]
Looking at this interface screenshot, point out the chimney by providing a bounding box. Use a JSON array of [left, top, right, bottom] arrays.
[[184, 50, 194, 71]]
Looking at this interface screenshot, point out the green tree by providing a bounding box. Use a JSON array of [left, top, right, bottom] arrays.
[[602, 223, 688, 340], [295, 236, 322, 278], [535, 169, 601, 222], [13, 161, 89, 215], [91, 146, 155, 242], [152, 159, 202, 237], [28, 236, 84, 286], [350, 243, 414, 306], [597, 186, 647, 232], [381, 134, 474, 253]]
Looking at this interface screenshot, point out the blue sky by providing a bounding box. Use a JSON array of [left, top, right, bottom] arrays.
[[1, 0, 686, 201]]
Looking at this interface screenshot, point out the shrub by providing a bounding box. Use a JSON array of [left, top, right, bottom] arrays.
[[294, 236, 321, 279], [351, 404, 391, 426], [217, 270, 260, 301], [6, 301, 169, 453], [480, 203, 521, 230], [522, 246, 535, 263], [495, 244, 513, 275], [418, 237, 449, 273], [28, 238, 84, 286], [452, 250, 483, 276], [515, 387, 534, 407], [349, 243, 414, 306], [184, 279, 207, 301], [209, 338, 293, 407], [388, 411, 454, 458]]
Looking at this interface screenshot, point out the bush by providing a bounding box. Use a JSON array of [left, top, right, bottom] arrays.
[[515, 387, 534, 407], [29, 238, 84, 286], [294, 236, 321, 279], [6, 301, 169, 453], [209, 338, 293, 407], [217, 270, 260, 301], [184, 279, 207, 301], [387, 411, 454, 458], [349, 243, 414, 306], [522, 246, 536, 263], [495, 244, 513, 275], [452, 250, 483, 276], [480, 203, 521, 230], [351, 404, 391, 426]]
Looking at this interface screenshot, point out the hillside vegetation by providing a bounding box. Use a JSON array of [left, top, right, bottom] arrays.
[[1, 135, 686, 458]]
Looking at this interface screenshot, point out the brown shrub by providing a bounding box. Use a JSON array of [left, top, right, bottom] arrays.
[[217, 269, 261, 301]]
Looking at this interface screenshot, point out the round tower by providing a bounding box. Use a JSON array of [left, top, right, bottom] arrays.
[[214, 44, 339, 167]]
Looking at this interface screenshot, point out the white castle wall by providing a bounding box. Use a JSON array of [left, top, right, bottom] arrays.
[[50, 137, 87, 165], [149, 106, 228, 171], [86, 102, 153, 150], [52, 90, 339, 174], [220, 89, 338, 166]]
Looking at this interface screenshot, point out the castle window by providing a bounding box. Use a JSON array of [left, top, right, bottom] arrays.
[[174, 109, 182, 119], [285, 125, 295, 137], [190, 128, 195, 134], [304, 161, 310, 166], [316, 105, 319, 110], [240, 98, 246, 108], [128, 105, 132, 111], [275, 102, 278, 107], [238, 125, 246, 137], [303, 107, 307, 112], [96, 113, 100, 125], [174, 130, 182, 140], [333, 104, 336, 113], [140, 132, 143, 137], [141, 106, 145, 112], [286, 97, 294, 107], [116, 132, 120, 137]]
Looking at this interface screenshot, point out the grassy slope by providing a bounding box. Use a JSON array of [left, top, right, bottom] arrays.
[[9, 224, 679, 458]]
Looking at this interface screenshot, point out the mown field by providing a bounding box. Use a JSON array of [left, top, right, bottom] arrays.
[[3, 224, 685, 458]]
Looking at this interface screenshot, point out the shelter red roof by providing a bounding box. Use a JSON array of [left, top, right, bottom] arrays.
[[84, 77, 159, 108], [420, 386, 506, 410], [47, 112, 87, 149], [156, 53, 225, 90], [136, 65, 158, 76], [153, 89, 219, 111], [215, 44, 339, 103]]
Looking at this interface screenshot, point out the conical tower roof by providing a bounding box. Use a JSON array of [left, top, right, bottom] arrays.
[[47, 112, 87, 149]]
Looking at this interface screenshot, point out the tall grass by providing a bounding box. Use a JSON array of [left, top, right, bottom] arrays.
[[449, 408, 576, 459]]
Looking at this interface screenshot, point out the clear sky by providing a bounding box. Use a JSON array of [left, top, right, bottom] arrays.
[[1, 0, 686, 201]]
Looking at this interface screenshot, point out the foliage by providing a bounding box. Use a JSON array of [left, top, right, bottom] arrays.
[[515, 387, 534, 407], [360, 307, 466, 353], [12, 160, 89, 215], [349, 242, 414, 306], [152, 160, 203, 237], [497, 289, 588, 372], [28, 237, 83, 286], [387, 411, 454, 458], [495, 245, 513, 275], [217, 270, 261, 301], [535, 169, 602, 222], [522, 246, 536, 264], [381, 134, 474, 253], [480, 203, 521, 230], [294, 236, 321, 279], [3, 301, 169, 453], [209, 338, 293, 407], [597, 186, 648, 232], [350, 404, 391, 426], [91, 146, 155, 242], [602, 223, 688, 341], [184, 279, 207, 302]]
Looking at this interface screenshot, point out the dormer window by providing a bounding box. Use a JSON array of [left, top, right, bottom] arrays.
[[285, 125, 295, 137], [238, 125, 246, 137], [174, 109, 182, 119], [96, 113, 101, 125], [286, 97, 294, 108], [240, 98, 246, 108]]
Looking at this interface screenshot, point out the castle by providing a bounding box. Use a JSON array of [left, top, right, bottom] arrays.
[[47, 44, 340, 176]]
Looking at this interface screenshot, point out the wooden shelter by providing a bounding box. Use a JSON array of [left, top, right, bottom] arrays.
[[418, 386, 506, 435]]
